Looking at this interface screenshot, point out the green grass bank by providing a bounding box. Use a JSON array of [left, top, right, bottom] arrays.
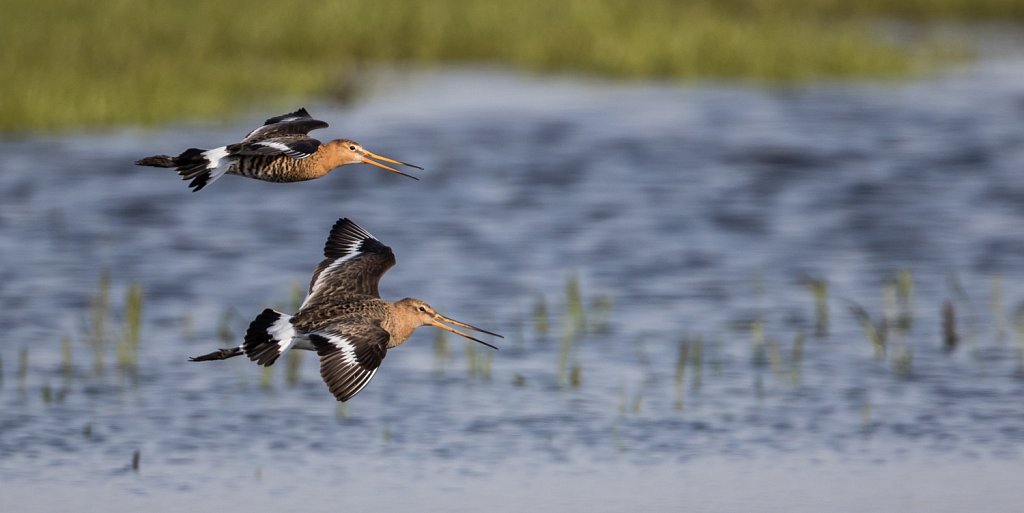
[[2, 0, 1021, 132]]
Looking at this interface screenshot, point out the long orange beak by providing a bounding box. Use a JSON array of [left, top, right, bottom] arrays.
[[430, 313, 502, 350], [361, 150, 422, 180]]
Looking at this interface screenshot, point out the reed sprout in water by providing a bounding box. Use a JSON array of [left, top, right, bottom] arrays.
[[588, 295, 614, 335], [674, 336, 704, 410], [557, 326, 574, 388], [943, 300, 959, 353], [116, 283, 144, 371], [17, 347, 28, 392], [61, 335, 73, 382], [674, 339, 690, 411], [892, 347, 914, 380], [464, 337, 491, 380], [750, 319, 767, 366], [88, 271, 111, 374], [895, 269, 914, 331], [1012, 309, 1024, 376], [552, 275, 615, 387], [284, 283, 305, 385], [789, 333, 805, 385], [569, 364, 582, 388], [285, 349, 302, 386], [566, 275, 585, 334], [804, 277, 829, 337], [217, 307, 238, 345], [533, 296, 550, 336], [991, 275, 1007, 342], [434, 330, 450, 371], [260, 366, 273, 390], [618, 384, 643, 416], [847, 300, 887, 359], [690, 336, 704, 391]]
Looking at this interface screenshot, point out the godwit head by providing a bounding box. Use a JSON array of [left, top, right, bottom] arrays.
[[322, 139, 422, 180], [391, 298, 502, 350]]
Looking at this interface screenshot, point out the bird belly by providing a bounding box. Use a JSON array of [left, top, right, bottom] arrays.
[[231, 156, 321, 183]]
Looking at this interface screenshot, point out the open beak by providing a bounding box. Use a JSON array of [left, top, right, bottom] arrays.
[[361, 150, 422, 180], [431, 313, 503, 350]]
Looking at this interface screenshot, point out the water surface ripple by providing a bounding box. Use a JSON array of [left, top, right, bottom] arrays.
[[1, 62, 1024, 512]]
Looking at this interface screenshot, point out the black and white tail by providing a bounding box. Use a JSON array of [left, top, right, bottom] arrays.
[[135, 146, 232, 192], [243, 308, 297, 366]]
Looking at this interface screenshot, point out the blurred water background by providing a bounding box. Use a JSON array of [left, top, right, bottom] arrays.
[[2, 2, 1024, 512]]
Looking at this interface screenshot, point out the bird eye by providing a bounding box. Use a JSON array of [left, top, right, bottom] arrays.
[[418, 306, 427, 312], [349, 145, 356, 151]]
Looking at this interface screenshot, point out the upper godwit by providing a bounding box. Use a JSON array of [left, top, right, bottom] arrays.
[[189, 218, 501, 402], [135, 108, 422, 191]]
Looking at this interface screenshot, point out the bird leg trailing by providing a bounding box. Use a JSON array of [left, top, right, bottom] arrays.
[[189, 346, 243, 362], [135, 155, 175, 167]]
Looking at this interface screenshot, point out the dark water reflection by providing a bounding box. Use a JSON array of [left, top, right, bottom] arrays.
[[1, 62, 1024, 511]]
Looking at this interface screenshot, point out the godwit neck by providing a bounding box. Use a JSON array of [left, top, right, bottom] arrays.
[[383, 298, 429, 347]]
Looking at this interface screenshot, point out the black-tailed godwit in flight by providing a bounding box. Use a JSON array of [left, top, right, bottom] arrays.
[[189, 218, 501, 402], [135, 108, 421, 191]]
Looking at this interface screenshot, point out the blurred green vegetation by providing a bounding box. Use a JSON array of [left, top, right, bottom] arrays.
[[1, 0, 1021, 132]]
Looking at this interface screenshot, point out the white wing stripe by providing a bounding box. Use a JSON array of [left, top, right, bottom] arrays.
[[252, 141, 312, 159], [303, 253, 359, 307]]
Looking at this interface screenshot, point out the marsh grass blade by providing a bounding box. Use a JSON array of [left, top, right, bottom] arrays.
[[17, 347, 28, 392], [89, 271, 111, 374], [116, 283, 144, 372], [847, 300, 886, 359], [896, 269, 914, 331], [533, 296, 549, 335], [566, 275, 585, 334], [943, 300, 958, 353], [61, 335, 73, 382], [804, 278, 829, 337], [674, 338, 690, 410]]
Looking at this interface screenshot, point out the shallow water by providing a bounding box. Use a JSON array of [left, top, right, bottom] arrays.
[[2, 61, 1024, 511]]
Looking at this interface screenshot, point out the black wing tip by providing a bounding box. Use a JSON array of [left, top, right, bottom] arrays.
[[263, 107, 327, 127], [265, 107, 310, 123], [323, 218, 391, 259]]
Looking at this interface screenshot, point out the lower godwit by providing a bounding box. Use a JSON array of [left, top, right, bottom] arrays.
[[190, 218, 501, 402], [135, 108, 422, 191]]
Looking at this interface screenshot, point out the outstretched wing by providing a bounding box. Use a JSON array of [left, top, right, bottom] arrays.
[[310, 325, 388, 402], [303, 218, 396, 305], [233, 135, 322, 160], [242, 108, 329, 143]]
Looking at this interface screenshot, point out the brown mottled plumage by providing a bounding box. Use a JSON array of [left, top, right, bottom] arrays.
[[189, 218, 502, 402], [135, 108, 421, 191]]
